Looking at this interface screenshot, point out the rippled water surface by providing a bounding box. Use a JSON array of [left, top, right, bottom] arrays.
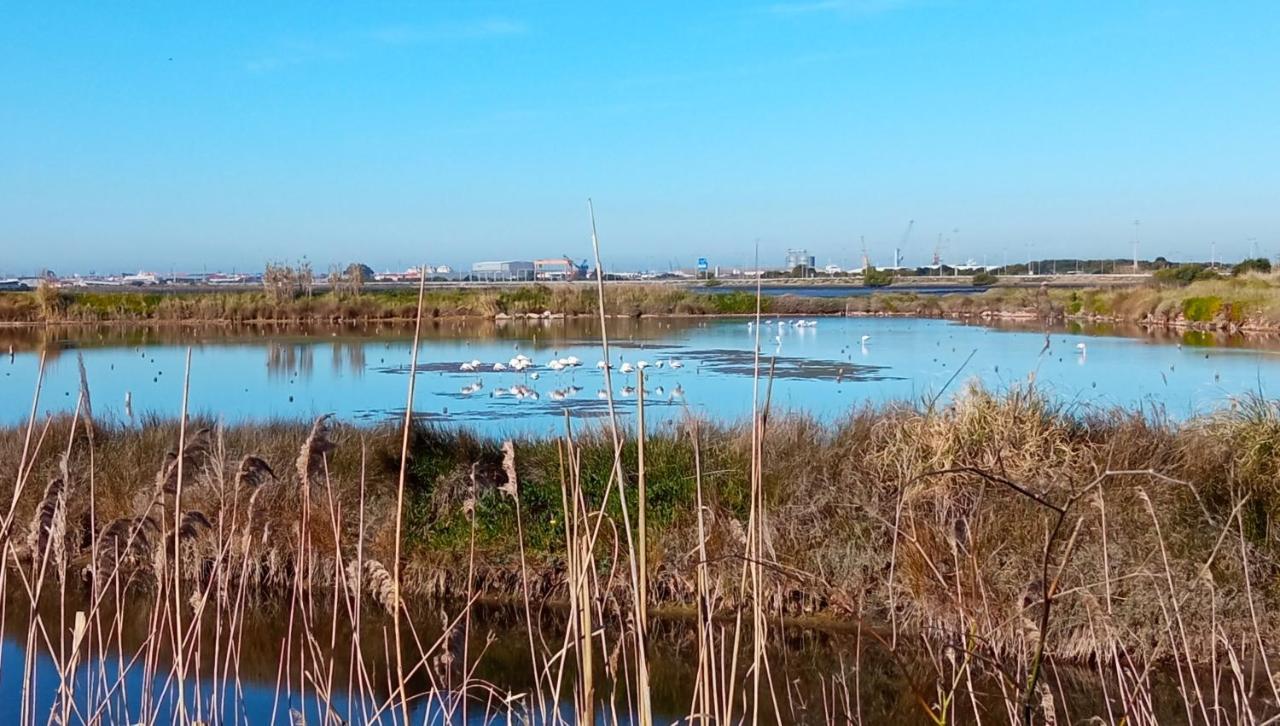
[[2, 317, 1278, 432]]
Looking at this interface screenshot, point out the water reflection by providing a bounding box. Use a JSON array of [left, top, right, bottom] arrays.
[[0, 586, 1210, 724]]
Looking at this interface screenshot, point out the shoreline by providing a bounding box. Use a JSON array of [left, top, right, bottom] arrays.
[[5, 306, 1280, 337], [5, 276, 1280, 335]]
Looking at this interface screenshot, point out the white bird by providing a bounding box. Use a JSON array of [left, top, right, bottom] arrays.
[[620, 386, 636, 397], [596, 360, 609, 370], [668, 359, 684, 369], [596, 389, 609, 400], [459, 362, 477, 372], [492, 362, 507, 371], [1075, 342, 1087, 353], [460, 381, 483, 395], [671, 384, 685, 400], [654, 361, 664, 369], [860, 335, 871, 344], [636, 360, 650, 370], [563, 355, 581, 366], [530, 372, 540, 380], [549, 389, 567, 401], [619, 362, 635, 374]]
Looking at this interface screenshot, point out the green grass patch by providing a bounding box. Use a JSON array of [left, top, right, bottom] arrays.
[[1182, 296, 1223, 322]]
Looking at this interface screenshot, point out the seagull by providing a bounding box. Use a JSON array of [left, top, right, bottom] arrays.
[[668, 359, 684, 369]]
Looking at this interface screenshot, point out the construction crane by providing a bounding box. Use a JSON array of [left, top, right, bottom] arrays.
[[896, 220, 914, 268]]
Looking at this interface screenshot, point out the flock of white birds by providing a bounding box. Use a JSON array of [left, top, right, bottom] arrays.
[[454, 351, 687, 403]]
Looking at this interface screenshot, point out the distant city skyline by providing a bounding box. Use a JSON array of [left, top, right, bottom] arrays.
[[2, 2, 1277, 273]]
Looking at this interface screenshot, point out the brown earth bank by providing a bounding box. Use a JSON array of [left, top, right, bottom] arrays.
[[3, 384, 1278, 670]]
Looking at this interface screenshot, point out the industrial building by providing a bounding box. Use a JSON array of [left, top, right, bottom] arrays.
[[785, 249, 815, 272], [471, 260, 535, 281], [534, 257, 587, 280]]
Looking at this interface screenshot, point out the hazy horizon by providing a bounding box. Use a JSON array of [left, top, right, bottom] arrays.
[[2, 1, 1277, 274]]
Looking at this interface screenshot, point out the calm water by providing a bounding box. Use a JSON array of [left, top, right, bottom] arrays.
[[1, 588, 1200, 725], [3, 318, 1279, 432], [708, 283, 986, 297]]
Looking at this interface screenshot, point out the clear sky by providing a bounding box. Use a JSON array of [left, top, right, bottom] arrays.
[[2, 1, 1277, 275]]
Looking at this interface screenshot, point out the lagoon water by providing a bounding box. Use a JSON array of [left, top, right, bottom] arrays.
[[3, 317, 1279, 431]]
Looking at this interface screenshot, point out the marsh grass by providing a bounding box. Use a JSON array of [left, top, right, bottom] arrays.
[[4, 384, 1279, 721], [0, 284, 844, 325]]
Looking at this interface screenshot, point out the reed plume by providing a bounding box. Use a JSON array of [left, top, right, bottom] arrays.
[[235, 454, 276, 489], [296, 414, 336, 487]]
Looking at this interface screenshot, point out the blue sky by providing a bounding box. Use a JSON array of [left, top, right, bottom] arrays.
[[1, 1, 1277, 275]]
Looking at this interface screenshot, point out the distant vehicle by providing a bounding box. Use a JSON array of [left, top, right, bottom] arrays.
[[0, 278, 29, 291], [208, 274, 249, 285]]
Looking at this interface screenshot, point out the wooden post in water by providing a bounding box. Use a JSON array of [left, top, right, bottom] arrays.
[[637, 367, 648, 631]]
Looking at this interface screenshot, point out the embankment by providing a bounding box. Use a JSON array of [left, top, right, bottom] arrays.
[[6, 277, 1280, 332]]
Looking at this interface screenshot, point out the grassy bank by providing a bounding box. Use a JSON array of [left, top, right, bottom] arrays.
[[8, 276, 1280, 332], [0, 284, 844, 324], [4, 386, 1277, 667], [847, 274, 1280, 330]]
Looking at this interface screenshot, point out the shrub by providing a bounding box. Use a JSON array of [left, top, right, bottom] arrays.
[[863, 266, 894, 288], [1153, 264, 1219, 286], [971, 271, 998, 287], [1232, 258, 1272, 276], [1182, 295, 1223, 322]]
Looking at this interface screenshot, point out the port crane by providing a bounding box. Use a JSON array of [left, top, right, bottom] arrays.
[[896, 219, 914, 268]]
